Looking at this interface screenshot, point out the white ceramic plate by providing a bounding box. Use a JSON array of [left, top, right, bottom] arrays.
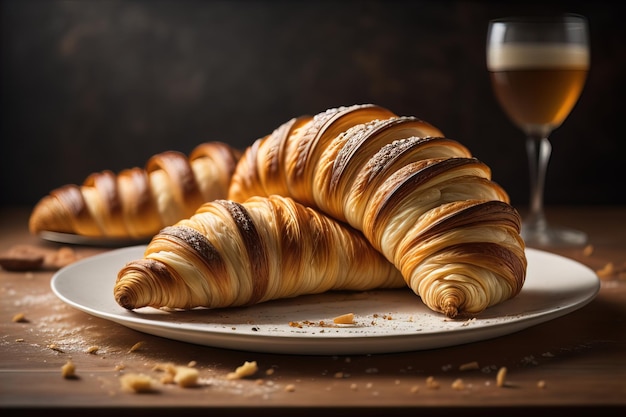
[[39, 231, 149, 247], [51, 246, 600, 355]]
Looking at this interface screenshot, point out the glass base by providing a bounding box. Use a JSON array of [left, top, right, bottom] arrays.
[[521, 223, 588, 248]]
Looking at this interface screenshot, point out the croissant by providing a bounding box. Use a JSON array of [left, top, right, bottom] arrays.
[[29, 142, 242, 239], [114, 194, 405, 310], [228, 104, 527, 318]]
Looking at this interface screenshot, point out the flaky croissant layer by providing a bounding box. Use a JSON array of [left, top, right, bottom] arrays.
[[228, 104, 527, 318], [114, 195, 405, 311], [29, 142, 241, 239]]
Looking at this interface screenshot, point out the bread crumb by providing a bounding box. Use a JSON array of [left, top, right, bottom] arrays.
[[265, 368, 275, 376], [426, 376, 440, 389], [226, 361, 258, 380], [174, 366, 199, 388], [12, 312, 28, 323], [284, 384, 296, 392], [596, 262, 615, 279], [119, 373, 157, 393], [410, 385, 420, 393], [461, 317, 477, 326], [48, 343, 64, 353], [582, 244, 594, 256], [128, 341, 144, 352], [0, 245, 83, 271], [47, 246, 78, 269], [333, 313, 355, 324], [158, 372, 174, 384], [451, 378, 465, 390], [0, 246, 44, 271], [537, 380, 547, 389], [152, 362, 177, 384], [459, 361, 479, 371], [152, 362, 176, 373], [15, 338, 24, 342], [85, 346, 99, 354], [496, 367, 507, 387], [350, 383, 358, 391], [61, 360, 76, 379]]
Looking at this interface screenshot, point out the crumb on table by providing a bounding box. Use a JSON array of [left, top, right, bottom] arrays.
[[226, 360, 258, 380], [119, 373, 157, 393], [496, 367, 507, 387], [61, 360, 76, 379]]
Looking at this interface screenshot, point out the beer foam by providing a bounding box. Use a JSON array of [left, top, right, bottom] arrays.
[[487, 43, 589, 71]]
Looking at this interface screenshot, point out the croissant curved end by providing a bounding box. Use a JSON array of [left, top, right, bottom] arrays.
[[29, 185, 88, 235], [114, 276, 143, 310], [442, 303, 460, 319], [29, 196, 63, 234], [114, 287, 136, 310], [115, 258, 169, 310], [436, 289, 464, 319]]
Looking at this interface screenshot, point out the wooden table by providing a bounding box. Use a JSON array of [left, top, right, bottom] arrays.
[[1, 205, 625, 416]]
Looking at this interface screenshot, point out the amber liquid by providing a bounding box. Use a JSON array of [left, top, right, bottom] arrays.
[[487, 43, 589, 133], [489, 68, 588, 132]]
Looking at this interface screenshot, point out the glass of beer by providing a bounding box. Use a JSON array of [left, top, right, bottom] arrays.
[[486, 14, 590, 247]]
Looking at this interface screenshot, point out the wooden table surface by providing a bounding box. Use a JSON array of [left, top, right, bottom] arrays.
[[1, 205, 625, 416]]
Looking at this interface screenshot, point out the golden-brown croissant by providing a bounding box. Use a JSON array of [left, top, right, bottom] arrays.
[[228, 104, 527, 318], [29, 142, 242, 239], [114, 195, 405, 310]]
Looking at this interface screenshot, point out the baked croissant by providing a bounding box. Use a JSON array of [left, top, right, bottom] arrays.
[[228, 104, 527, 318], [114, 194, 405, 310], [29, 142, 241, 239]]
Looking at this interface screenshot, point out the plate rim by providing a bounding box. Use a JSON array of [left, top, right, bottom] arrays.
[[39, 231, 149, 247]]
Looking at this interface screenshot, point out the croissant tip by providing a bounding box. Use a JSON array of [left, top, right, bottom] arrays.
[[114, 292, 135, 310], [114, 280, 141, 310], [443, 305, 459, 319]]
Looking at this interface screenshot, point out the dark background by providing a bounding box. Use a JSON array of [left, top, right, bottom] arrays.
[[1, 0, 624, 209]]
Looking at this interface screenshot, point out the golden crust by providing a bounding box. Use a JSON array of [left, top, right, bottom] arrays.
[[29, 142, 241, 239], [228, 104, 527, 318], [114, 195, 405, 310]]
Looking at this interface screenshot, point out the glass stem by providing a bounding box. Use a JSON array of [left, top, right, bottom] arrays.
[[525, 134, 552, 232]]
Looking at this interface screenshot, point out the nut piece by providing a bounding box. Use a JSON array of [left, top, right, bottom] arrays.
[[333, 313, 355, 324]]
